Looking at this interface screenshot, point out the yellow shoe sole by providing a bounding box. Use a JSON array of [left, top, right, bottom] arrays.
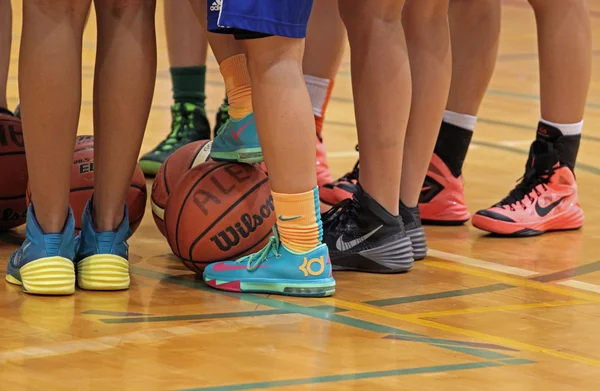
[[5, 257, 75, 295], [77, 254, 130, 291]]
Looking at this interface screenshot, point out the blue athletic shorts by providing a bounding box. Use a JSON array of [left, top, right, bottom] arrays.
[[207, 0, 314, 39]]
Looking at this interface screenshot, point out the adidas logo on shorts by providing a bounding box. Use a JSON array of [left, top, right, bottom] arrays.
[[210, 0, 222, 11]]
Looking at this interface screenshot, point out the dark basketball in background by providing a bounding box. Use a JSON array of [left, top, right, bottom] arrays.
[[27, 137, 147, 234], [151, 140, 212, 237], [0, 114, 27, 230], [164, 161, 275, 273]]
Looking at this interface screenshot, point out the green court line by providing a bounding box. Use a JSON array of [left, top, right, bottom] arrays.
[[177, 360, 530, 391], [365, 283, 514, 307], [498, 358, 536, 365], [84, 310, 149, 317], [531, 260, 600, 283], [130, 267, 516, 361], [384, 335, 519, 353], [100, 305, 347, 324]]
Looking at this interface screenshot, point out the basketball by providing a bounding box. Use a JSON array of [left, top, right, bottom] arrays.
[[27, 141, 147, 233], [151, 140, 212, 237], [0, 114, 27, 231], [165, 161, 275, 273]]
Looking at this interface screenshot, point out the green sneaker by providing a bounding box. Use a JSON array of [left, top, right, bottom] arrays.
[[139, 102, 210, 176]]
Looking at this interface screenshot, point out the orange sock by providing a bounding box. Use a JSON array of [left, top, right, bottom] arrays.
[[220, 54, 252, 120], [272, 188, 322, 253]]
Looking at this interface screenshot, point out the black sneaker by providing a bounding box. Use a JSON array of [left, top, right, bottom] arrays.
[[322, 184, 414, 273], [400, 201, 427, 260], [213, 100, 230, 138], [139, 102, 210, 176]]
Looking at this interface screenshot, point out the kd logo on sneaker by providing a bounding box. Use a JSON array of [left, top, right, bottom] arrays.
[[299, 256, 325, 277]]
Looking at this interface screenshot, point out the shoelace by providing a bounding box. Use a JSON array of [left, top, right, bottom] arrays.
[[497, 140, 558, 211], [321, 196, 360, 231], [237, 228, 281, 271], [156, 104, 196, 152]]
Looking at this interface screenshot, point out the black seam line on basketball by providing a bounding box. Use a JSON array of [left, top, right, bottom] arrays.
[[0, 151, 25, 157], [70, 186, 95, 193], [151, 195, 166, 209], [187, 146, 204, 170], [131, 184, 147, 193], [0, 194, 26, 200], [163, 158, 172, 195], [188, 176, 270, 260], [182, 228, 272, 264], [171, 162, 234, 258]]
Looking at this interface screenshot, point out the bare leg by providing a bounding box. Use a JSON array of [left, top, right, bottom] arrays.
[[529, 0, 591, 124], [93, 0, 157, 230], [339, 0, 410, 214], [166, 0, 207, 67], [19, 0, 92, 233], [0, 0, 11, 110], [400, 0, 451, 207]]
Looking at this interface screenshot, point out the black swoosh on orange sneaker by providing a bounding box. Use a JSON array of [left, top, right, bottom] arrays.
[[535, 197, 567, 217]]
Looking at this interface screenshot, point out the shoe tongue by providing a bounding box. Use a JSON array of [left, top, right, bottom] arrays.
[[536, 122, 562, 142]]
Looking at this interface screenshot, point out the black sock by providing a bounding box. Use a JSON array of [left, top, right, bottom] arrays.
[[433, 121, 473, 178], [535, 121, 581, 171]]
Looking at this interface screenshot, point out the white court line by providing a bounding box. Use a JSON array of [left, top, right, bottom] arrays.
[[427, 249, 540, 277], [558, 280, 600, 294]]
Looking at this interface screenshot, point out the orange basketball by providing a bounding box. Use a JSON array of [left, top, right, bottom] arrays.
[[0, 114, 27, 230], [165, 161, 275, 273], [151, 140, 212, 237], [28, 141, 147, 234]]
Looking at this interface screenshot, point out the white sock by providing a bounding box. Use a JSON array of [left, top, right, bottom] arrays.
[[443, 110, 477, 131], [540, 118, 583, 137], [304, 75, 331, 117]]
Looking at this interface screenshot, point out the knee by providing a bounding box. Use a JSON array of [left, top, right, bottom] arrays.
[[403, 0, 449, 21], [527, 0, 586, 12], [94, 0, 155, 15], [24, 0, 91, 19], [339, 0, 405, 39], [246, 38, 304, 78]]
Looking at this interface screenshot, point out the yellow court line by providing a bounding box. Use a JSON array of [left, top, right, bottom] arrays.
[[317, 297, 600, 369], [423, 260, 600, 304], [408, 300, 589, 318]]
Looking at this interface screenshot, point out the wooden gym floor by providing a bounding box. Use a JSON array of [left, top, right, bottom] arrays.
[[2, 1, 600, 389]]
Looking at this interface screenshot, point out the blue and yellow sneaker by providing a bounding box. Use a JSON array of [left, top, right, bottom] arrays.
[[209, 113, 263, 163], [75, 201, 130, 291], [5, 205, 76, 295], [203, 228, 335, 297]]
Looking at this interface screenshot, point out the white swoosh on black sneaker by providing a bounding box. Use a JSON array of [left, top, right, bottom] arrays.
[[336, 225, 383, 251]]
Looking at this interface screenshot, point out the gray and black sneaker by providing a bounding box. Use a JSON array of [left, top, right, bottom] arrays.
[[400, 201, 427, 260], [139, 102, 210, 176], [322, 184, 414, 273]]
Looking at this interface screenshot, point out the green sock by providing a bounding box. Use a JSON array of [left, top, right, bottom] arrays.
[[170, 65, 207, 107]]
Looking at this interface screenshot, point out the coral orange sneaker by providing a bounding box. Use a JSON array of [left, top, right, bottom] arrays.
[[472, 138, 583, 236], [316, 134, 333, 188], [419, 153, 470, 225]]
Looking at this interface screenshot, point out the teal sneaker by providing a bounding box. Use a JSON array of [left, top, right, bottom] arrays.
[[209, 113, 263, 163], [6, 205, 76, 295], [203, 228, 335, 297], [139, 102, 211, 176], [75, 201, 130, 291], [213, 100, 230, 138]]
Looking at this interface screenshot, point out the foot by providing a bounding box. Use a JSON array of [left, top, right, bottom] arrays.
[[320, 145, 359, 206], [5, 205, 76, 295], [209, 113, 263, 163], [472, 141, 583, 237], [322, 184, 414, 273], [400, 201, 427, 260], [75, 201, 131, 290], [213, 101, 230, 138], [139, 102, 211, 176], [203, 228, 335, 297], [419, 153, 470, 225], [316, 134, 333, 187]]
